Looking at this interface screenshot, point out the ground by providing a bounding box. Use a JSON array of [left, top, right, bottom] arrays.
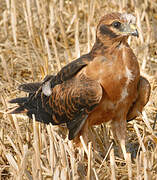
[[0, 0, 157, 179]]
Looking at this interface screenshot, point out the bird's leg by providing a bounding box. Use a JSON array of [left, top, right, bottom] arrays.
[[80, 121, 89, 148], [110, 118, 127, 160], [73, 120, 89, 150]]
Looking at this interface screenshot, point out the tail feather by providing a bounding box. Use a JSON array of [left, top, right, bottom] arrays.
[[9, 94, 36, 114], [9, 97, 28, 104], [18, 82, 41, 93], [9, 82, 56, 125], [9, 105, 28, 114]]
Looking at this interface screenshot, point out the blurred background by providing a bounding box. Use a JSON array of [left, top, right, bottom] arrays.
[[0, 0, 157, 179]]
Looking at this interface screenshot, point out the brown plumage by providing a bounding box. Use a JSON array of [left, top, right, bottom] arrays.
[[9, 12, 150, 159]]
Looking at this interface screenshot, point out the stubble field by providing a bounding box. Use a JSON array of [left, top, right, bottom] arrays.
[[0, 0, 157, 179]]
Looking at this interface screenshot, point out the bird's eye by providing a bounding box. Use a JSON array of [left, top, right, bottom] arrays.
[[112, 21, 121, 28]]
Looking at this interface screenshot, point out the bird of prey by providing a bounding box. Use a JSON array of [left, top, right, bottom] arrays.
[[9, 12, 150, 159]]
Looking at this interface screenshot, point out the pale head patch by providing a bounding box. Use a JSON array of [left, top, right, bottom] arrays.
[[120, 13, 136, 24]]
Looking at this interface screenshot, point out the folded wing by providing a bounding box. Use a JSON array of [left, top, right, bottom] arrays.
[[10, 73, 103, 140]]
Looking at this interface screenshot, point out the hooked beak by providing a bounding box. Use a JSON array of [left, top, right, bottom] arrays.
[[121, 23, 139, 37], [131, 29, 139, 37], [129, 24, 139, 37]]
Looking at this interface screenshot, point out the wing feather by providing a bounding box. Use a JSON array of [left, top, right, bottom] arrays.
[[127, 76, 151, 122], [9, 54, 100, 139], [43, 74, 103, 138], [48, 53, 92, 88]]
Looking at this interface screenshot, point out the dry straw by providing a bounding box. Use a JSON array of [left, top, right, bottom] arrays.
[[0, 0, 157, 179]]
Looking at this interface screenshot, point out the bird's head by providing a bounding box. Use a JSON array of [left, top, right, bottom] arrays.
[[96, 13, 138, 45]]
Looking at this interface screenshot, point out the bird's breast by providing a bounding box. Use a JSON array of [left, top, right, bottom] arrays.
[[83, 47, 140, 126], [84, 47, 140, 102]]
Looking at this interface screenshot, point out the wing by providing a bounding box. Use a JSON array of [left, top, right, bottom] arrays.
[[9, 73, 103, 140], [14, 53, 93, 98], [42, 74, 103, 140], [48, 53, 93, 88], [127, 76, 151, 122], [9, 53, 96, 139]]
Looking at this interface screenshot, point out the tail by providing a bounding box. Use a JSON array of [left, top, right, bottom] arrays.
[[9, 82, 54, 124]]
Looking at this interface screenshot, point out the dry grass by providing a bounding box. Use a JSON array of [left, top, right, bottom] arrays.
[[0, 0, 157, 179]]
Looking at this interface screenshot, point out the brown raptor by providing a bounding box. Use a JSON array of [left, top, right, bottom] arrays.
[[9, 12, 150, 159]]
